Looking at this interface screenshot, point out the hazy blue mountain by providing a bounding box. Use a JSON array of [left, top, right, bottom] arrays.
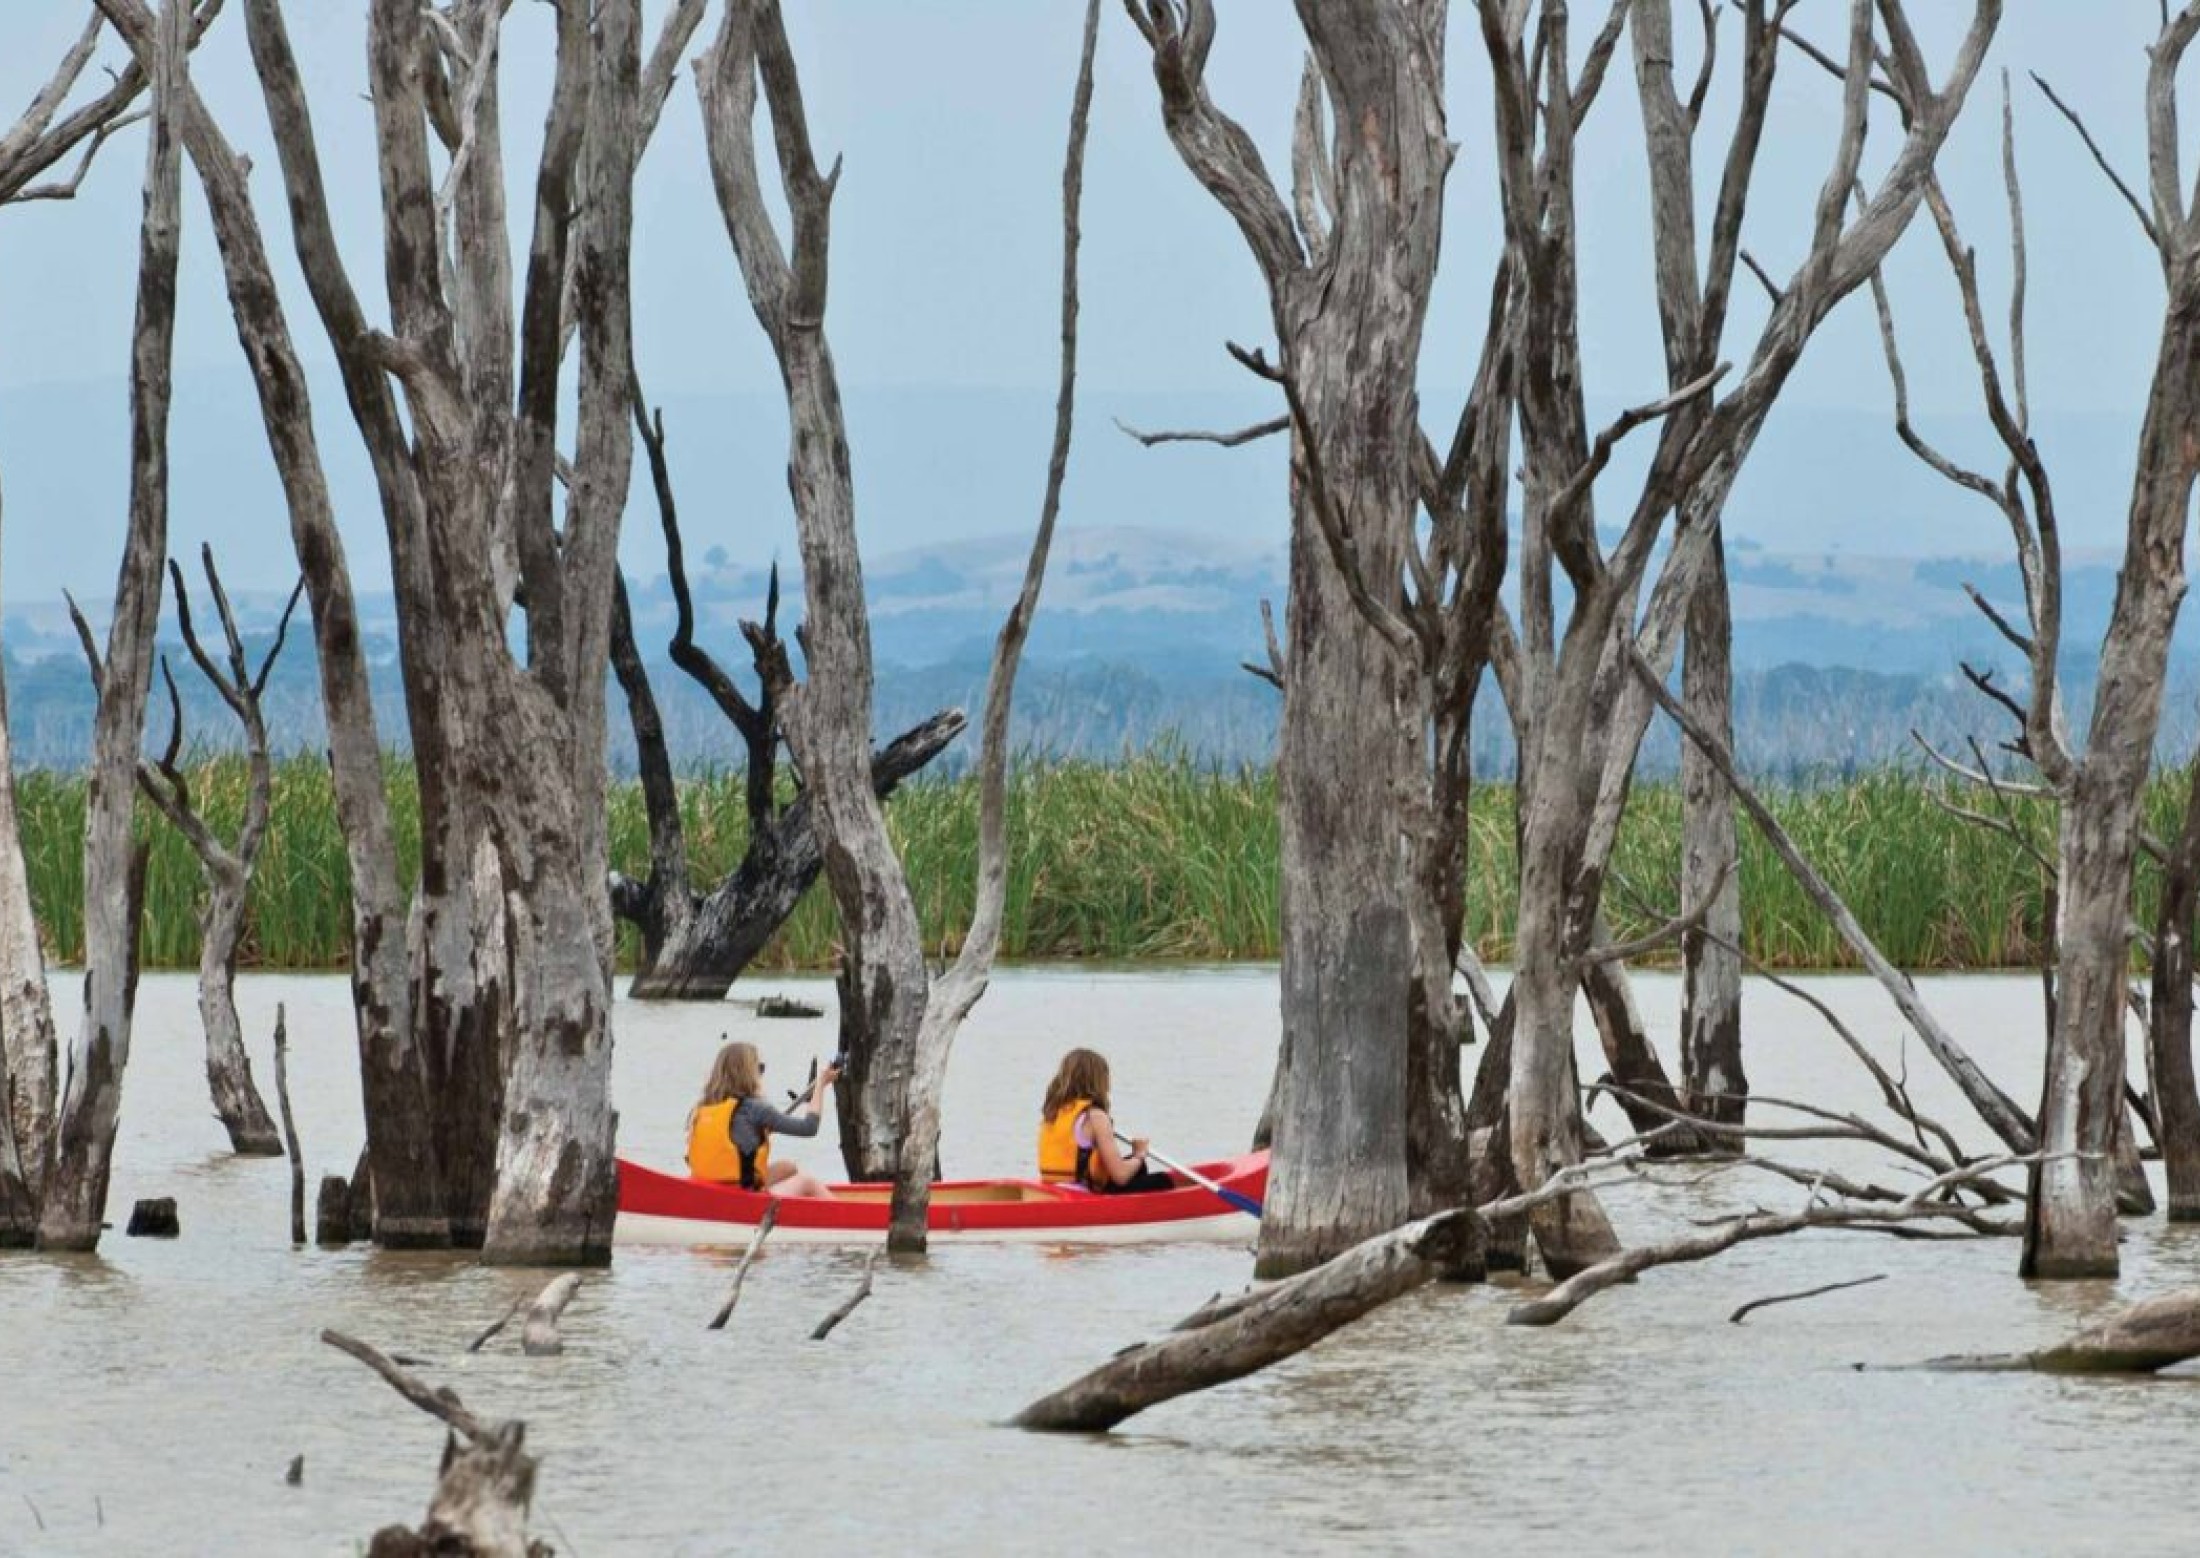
[[13, 523, 2199, 780]]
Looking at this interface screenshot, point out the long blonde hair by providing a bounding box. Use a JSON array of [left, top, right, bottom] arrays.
[[690, 1040, 766, 1131], [1042, 1047, 1111, 1122]]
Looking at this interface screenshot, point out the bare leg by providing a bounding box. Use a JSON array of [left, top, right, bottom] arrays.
[[766, 1159, 835, 1200]]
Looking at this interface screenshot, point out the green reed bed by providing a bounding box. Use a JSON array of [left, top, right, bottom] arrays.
[[16, 751, 2197, 974]]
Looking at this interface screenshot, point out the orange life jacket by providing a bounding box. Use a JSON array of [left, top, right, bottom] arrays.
[[1037, 1098, 1101, 1188], [687, 1099, 771, 1190]]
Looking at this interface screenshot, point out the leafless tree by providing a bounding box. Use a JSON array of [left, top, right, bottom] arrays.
[[1868, 12, 2200, 1275], [1120, 0, 1999, 1279], [607, 388, 964, 1003], [89, 0, 486, 1248], [34, 0, 187, 1251], [213, 0, 690, 1262], [68, 552, 301, 1157], [698, 0, 1098, 1251]]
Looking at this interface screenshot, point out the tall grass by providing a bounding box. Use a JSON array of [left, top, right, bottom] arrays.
[[17, 751, 2189, 974]]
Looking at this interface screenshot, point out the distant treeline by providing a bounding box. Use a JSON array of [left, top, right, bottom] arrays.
[[15, 752, 2180, 975]]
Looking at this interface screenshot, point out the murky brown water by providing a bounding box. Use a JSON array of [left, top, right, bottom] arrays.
[[4, 966, 2199, 1555]]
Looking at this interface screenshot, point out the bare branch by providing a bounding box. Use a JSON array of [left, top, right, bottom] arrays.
[[2029, 72, 2159, 246], [1113, 413, 1288, 449], [1582, 856, 1733, 965]]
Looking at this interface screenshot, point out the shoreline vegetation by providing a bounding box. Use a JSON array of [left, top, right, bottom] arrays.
[[12, 751, 2167, 976]]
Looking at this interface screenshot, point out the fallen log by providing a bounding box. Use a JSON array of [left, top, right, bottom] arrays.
[[1904, 1288, 2200, 1374], [1016, 1209, 1483, 1433], [467, 1297, 527, 1355]]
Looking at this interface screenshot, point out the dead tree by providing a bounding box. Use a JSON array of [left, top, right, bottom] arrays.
[[88, 0, 471, 1248], [1122, 0, 1450, 1277], [607, 391, 964, 1002], [699, 0, 1093, 1236], [1481, 0, 2000, 1276], [65, 558, 299, 1156], [2151, 753, 2200, 1219], [888, 0, 1100, 1250], [699, 0, 932, 1182], [1630, 0, 1746, 1133], [0, 3, 191, 1246], [1868, 20, 2200, 1274], [35, 0, 186, 1251], [224, 0, 711, 1261], [93, 555, 298, 1155]]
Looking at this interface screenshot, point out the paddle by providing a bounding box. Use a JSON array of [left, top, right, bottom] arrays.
[[1116, 1132, 1263, 1218]]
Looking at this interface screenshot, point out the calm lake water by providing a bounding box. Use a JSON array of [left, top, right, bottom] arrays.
[[4, 966, 2200, 1555]]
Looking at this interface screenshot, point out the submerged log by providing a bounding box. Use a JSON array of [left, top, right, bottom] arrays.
[[520, 1275, 581, 1357], [1015, 1209, 1482, 1433], [125, 1197, 179, 1237], [1906, 1289, 2200, 1374]]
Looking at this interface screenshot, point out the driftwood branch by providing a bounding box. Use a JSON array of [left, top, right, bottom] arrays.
[[1728, 1272, 1886, 1324], [810, 1249, 878, 1341], [1508, 1151, 2054, 1327], [707, 1200, 778, 1330], [272, 1004, 304, 1245]]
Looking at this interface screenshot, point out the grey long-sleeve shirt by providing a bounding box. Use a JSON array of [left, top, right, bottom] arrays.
[[729, 1096, 822, 1160]]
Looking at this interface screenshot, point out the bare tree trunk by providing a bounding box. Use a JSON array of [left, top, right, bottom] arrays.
[[197, 869, 280, 1154], [700, 0, 929, 1187], [1579, 944, 1701, 1152], [0, 485, 56, 1202], [36, 0, 183, 1250], [226, 0, 453, 1246], [889, 0, 1098, 1251], [2150, 757, 2200, 1219], [1680, 534, 1746, 1134], [2024, 244, 2200, 1276], [478, 0, 638, 1264]]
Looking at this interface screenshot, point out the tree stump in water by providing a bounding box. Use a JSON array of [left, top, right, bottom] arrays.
[[316, 1176, 353, 1246], [126, 1198, 178, 1237], [754, 994, 824, 1019]]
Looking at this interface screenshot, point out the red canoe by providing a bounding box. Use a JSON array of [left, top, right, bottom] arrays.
[[615, 1150, 1268, 1245]]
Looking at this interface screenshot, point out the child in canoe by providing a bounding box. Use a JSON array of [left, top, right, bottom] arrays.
[[1037, 1047, 1173, 1194], [687, 1039, 840, 1198]]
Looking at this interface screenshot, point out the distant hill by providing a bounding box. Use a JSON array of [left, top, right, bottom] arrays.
[[12, 524, 2198, 779]]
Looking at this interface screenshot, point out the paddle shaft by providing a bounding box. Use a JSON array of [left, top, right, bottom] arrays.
[[1116, 1133, 1262, 1218]]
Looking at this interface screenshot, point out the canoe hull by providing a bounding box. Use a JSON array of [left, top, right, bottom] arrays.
[[614, 1151, 1267, 1246]]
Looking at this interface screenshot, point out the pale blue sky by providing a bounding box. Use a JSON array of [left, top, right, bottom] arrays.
[[0, 3, 2181, 603]]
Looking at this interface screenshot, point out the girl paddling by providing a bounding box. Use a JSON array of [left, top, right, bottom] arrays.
[[687, 1040, 840, 1199], [1037, 1047, 1173, 1194]]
